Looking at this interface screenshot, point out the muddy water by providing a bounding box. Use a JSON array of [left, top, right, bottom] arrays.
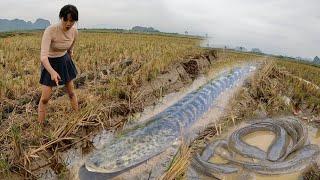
[[207, 124, 320, 180]]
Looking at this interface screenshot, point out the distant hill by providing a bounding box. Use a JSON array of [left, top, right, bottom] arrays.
[[235, 46, 247, 52], [313, 56, 320, 64], [251, 48, 262, 54], [131, 26, 160, 33], [0, 18, 50, 32]]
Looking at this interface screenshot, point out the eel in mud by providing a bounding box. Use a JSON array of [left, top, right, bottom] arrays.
[[192, 140, 238, 176], [248, 117, 308, 160], [192, 117, 319, 176], [242, 144, 320, 175], [85, 65, 256, 173], [228, 122, 289, 161]]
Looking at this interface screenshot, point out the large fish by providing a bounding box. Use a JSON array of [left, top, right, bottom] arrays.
[[85, 65, 255, 173]]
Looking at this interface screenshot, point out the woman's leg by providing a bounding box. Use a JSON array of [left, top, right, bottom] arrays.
[[66, 80, 79, 111], [38, 85, 52, 123]]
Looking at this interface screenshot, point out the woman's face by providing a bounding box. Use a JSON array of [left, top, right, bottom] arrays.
[[61, 14, 75, 31]]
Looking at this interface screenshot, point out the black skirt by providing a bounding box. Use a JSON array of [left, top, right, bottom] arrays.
[[39, 53, 78, 87]]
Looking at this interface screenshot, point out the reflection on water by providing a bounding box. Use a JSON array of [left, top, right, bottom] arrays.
[[205, 124, 320, 180]]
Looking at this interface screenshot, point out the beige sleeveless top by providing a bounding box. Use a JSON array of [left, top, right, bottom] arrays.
[[40, 22, 78, 60]]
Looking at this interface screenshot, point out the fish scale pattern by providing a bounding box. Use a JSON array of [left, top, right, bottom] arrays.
[[85, 65, 255, 173]]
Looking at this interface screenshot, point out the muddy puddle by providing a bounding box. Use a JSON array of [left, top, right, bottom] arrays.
[[203, 122, 320, 180]]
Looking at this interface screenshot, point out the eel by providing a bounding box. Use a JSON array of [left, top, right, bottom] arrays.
[[228, 122, 288, 161], [192, 117, 319, 176]]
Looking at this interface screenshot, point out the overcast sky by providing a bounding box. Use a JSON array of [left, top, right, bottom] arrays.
[[1, 0, 319, 58]]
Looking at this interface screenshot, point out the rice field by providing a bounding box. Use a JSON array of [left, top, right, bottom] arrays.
[[0, 31, 202, 99], [0, 30, 319, 179], [0, 31, 205, 178]]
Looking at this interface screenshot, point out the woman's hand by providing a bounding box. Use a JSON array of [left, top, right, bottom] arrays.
[[50, 71, 61, 86]]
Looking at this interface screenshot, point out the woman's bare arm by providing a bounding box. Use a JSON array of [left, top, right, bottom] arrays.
[[40, 28, 61, 85]]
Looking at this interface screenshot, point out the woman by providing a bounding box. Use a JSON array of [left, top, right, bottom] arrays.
[[38, 4, 79, 124]]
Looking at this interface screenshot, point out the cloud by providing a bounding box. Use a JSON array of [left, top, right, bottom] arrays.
[[0, 0, 319, 58]]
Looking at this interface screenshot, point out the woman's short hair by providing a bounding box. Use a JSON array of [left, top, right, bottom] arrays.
[[59, 4, 78, 21]]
